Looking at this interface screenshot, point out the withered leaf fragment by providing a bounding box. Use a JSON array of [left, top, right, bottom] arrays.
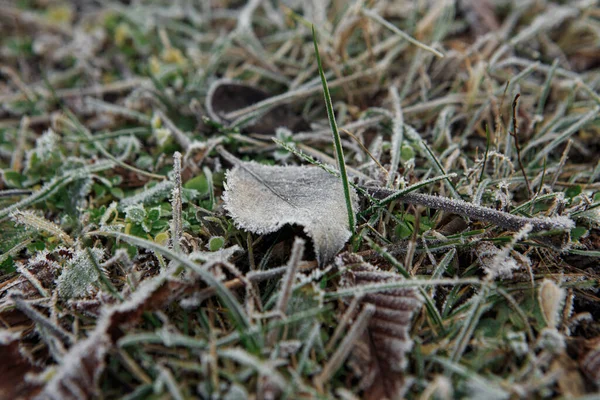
[[0, 330, 42, 399], [581, 337, 600, 387], [340, 254, 422, 400]]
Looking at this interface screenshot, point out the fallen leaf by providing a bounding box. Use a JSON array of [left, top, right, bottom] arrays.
[[0, 330, 42, 400], [56, 247, 105, 299], [223, 161, 358, 264], [205, 79, 309, 134], [551, 353, 586, 397], [339, 253, 422, 400], [580, 337, 600, 387]]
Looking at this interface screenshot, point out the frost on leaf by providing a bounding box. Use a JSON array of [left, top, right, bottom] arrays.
[[223, 161, 358, 265], [188, 244, 243, 264], [24, 128, 61, 171], [339, 254, 422, 400], [119, 179, 174, 208]]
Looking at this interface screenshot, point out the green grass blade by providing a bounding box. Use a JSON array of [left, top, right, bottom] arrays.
[[0, 161, 114, 221], [63, 110, 166, 181], [404, 123, 462, 199], [312, 25, 355, 234]]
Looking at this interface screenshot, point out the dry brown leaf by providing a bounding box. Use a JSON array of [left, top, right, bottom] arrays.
[[205, 79, 309, 134], [339, 254, 422, 400], [0, 250, 63, 301], [551, 353, 586, 397], [580, 337, 600, 388], [0, 330, 42, 400], [0, 250, 63, 327]]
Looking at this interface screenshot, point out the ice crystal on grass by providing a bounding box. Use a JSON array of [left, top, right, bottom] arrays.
[[99, 202, 118, 227], [480, 224, 533, 280], [119, 179, 174, 208], [57, 247, 105, 299], [367, 189, 575, 234], [11, 210, 74, 246], [188, 245, 242, 264], [24, 128, 61, 170], [223, 161, 358, 265], [475, 242, 530, 280], [170, 152, 183, 254]]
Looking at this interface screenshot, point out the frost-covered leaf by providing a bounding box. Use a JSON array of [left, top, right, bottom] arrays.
[[339, 254, 422, 400], [223, 161, 358, 264], [124, 204, 146, 224]]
